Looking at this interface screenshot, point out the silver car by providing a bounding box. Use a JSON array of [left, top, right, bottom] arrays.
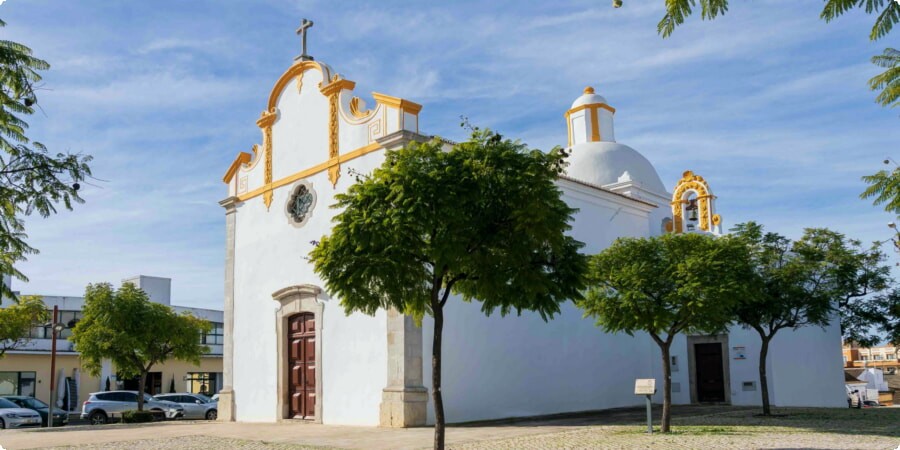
[[81, 391, 184, 425], [0, 397, 43, 429], [154, 393, 217, 420]]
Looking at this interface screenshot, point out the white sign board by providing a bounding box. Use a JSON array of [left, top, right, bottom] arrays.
[[634, 378, 656, 395]]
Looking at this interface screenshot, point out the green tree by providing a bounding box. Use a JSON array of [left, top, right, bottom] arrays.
[[0, 295, 47, 357], [578, 233, 752, 432], [793, 228, 893, 347], [0, 18, 92, 299], [730, 222, 834, 416], [70, 283, 211, 411], [615, 1, 899, 109], [309, 130, 587, 450]]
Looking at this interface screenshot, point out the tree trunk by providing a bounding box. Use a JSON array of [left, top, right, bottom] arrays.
[[660, 342, 672, 433], [137, 370, 147, 411], [758, 335, 772, 416], [431, 301, 445, 450]]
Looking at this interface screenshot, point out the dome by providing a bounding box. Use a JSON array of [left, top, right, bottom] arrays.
[[571, 86, 608, 109], [564, 141, 666, 194]]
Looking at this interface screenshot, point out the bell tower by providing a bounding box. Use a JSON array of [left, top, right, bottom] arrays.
[[669, 170, 722, 235]]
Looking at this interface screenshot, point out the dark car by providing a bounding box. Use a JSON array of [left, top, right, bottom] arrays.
[[2, 396, 68, 427]]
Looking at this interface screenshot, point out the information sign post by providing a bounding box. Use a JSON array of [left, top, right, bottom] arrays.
[[634, 378, 656, 434]]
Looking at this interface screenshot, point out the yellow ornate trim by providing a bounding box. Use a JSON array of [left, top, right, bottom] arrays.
[[372, 92, 422, 115], [590, 107, 601, 142], [236, 142, 382, 202], [670, 170, 719, 233], [257, 108, 277, 210], [223, 152, 252, 183], [326, 90, 340, 187], [320, 77, 355, 97], [565, 103, 614, 144], [349, 97, 374, 119], [267, 61, 333, 111], [564, 102, 616, 117]]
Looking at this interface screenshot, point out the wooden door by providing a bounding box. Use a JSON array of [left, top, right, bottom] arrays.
[[287, 313, 316, 419], [695, 343, 725, 402]]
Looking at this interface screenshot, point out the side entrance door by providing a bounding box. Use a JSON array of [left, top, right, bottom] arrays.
[[287, 313, 316, 419], [695, 343, 726, 402]]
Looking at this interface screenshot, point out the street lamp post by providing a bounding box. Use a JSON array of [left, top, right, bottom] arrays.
[[46, 306, 65, 428]]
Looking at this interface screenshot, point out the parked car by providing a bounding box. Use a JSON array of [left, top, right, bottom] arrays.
[[2, 396, 67, 427], [154, 393, 217, 420], [81, 391, 184, 425], [0, 397, 43, 429]]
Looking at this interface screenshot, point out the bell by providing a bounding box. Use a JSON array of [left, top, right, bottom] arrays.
[[687, 207, 698, 222]]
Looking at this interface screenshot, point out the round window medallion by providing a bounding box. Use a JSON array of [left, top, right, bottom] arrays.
[[285, 182, 316, 227]]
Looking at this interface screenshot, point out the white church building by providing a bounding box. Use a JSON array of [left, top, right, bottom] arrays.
[[218, 37, 846, 426]]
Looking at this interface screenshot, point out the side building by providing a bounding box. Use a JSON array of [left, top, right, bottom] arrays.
[[0, 275, 223, 411]]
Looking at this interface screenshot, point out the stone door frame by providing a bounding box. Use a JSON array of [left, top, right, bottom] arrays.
[[274, 284, 324, 423], [686, 334, 731, 404]]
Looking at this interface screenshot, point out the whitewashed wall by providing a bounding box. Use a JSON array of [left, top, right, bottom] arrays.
[[230, 65, 395, 424]]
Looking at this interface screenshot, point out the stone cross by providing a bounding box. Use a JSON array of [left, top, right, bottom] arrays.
[[295, 18, 314, 61]]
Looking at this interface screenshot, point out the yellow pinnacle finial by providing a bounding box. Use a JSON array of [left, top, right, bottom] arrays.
[[583, 86, 595, 95]]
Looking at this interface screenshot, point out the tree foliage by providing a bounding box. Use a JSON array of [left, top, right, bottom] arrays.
[[792, 228, 892, 347], [729, 222, 834, 415], [0, 295, 47, 357], [70, 283, 210, 411], [868, 48, 899, 108], [310, 129, 587, 449], [578, 233, 752, 432], [0, 18, 92, 299], [628, 0, 900, 109], [861, 165, 900, 214]]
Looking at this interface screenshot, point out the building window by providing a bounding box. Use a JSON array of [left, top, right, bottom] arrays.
[[201, 322, 223, 345], [874, 354, 884, 361], [861, 355, 869, 361], [29, 310, 82, 339], [185, 372, 218, 396], [887, 353, 896, 360], [0, 372, 36, 397]]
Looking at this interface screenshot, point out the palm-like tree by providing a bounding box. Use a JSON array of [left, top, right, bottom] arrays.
[[869, 48, 899, 108], [619, 0, 900, 110], [861, 164, 900, 215]]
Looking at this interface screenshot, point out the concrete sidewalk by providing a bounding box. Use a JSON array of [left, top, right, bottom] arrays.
[[0, 405, 743, 450]]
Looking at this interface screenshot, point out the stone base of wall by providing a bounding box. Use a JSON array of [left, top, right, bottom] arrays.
[[217, 389, 235, 422], [379, 387, 428, 427]]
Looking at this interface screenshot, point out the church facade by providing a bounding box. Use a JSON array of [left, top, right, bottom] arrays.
[[219, 52, 846, 425]]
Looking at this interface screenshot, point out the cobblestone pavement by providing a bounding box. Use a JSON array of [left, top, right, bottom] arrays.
[[450, 425, 900, 450], [37, 436, 329, 450], [5, 406, 899, 450]]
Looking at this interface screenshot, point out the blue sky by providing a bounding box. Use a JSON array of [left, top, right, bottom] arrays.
[[2, 0, 898, 309]]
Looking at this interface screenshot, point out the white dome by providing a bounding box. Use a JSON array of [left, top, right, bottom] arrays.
[[564, 141, 666, 194], [571, 86, 608, 108]]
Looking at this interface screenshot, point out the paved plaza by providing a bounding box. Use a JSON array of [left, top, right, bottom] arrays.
[[0, 406, 897, 450]]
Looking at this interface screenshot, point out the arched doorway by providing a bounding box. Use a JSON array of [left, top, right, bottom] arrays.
[[287, 312, 316, 419], [274, 285, 323, 422]]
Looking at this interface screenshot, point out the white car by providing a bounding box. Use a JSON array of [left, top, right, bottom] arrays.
[[153, 393, 217, 420], [81, 391, 183, 424], [0, 397, 43, 429]]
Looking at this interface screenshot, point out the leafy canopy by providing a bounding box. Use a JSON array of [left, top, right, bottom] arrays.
[[729, 222, 834, 336], [0, 18, 92, 299], [310, 129, 587, 320], [0, 295, 47, 357], [791, 228, 892, 346], [70, 282, 211, 380], [579, 232, 752, 341]]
